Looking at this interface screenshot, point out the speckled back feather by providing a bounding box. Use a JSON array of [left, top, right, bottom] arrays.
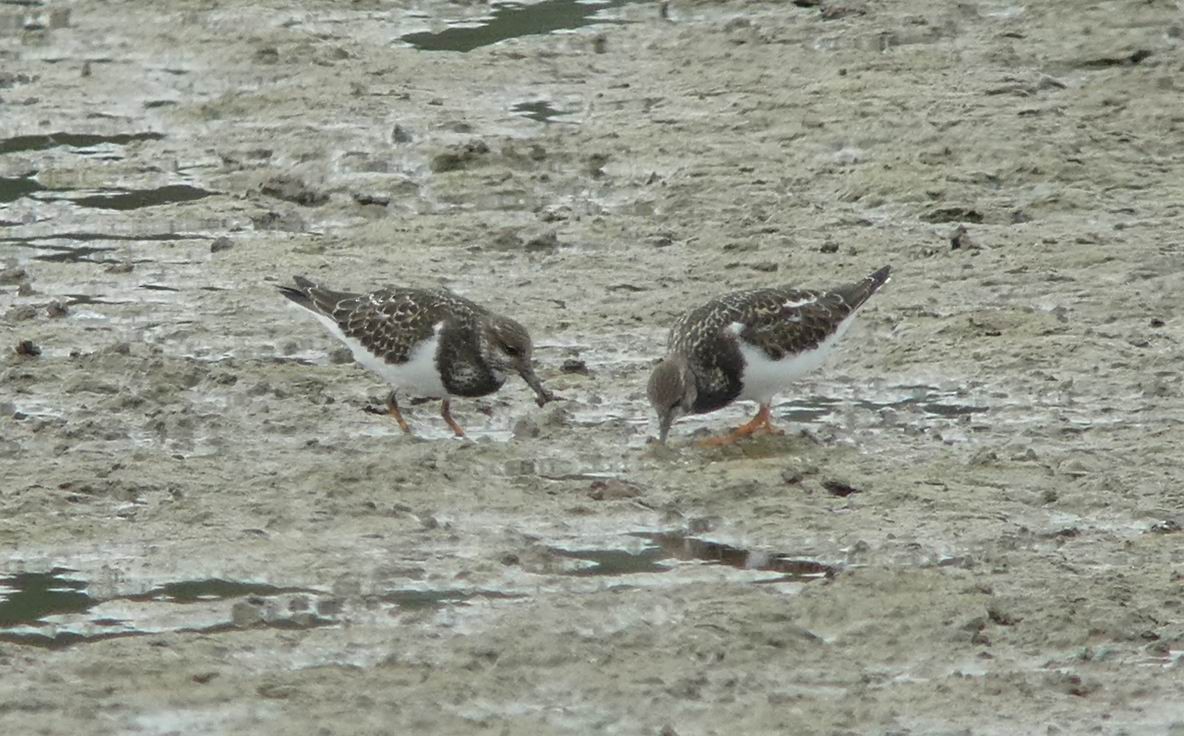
[[666, 266, 890, 413], [279, 276, 488, 365]]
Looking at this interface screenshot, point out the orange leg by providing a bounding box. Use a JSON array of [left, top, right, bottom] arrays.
[[386, 392, 413, 434], [440, 399, 466, 438], [699, 404, 780, 447]]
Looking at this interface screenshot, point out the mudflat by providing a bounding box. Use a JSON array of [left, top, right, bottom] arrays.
[[2, 1, 1182, 733]]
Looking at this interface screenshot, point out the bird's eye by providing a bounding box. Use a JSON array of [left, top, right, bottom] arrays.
[[503, 344, 520, 357]]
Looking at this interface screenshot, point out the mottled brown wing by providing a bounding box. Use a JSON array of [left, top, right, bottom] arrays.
[[304, 287, 453, 365], [733, 266, 891, 360], [348, 291, 440, 364], [737, 289, 852, 360]]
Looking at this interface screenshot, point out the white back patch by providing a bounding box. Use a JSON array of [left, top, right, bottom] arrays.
[[309, 313, 448, 398], [736, 312, 859, 404], [782, 297, 816, 309]]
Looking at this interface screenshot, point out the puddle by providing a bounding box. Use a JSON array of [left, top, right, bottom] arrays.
[[0, 568, 327, 649], [1, 231, 196, 243], [0, 568, 526, 649], [775, 385, 988, 423], [64, 293, 126, 306], [2, 231, 200, 262], [0, 569, 91, 626], [380, 588, 525, 610], [551, 531, 837, 582], [401, 0, 637, 52], [67, 184, 215, 210], [502, 455, 627, 481], [2, 179, 215, 209], [511, 100, 571, 124], [123, 578, 314, 604], [0, 132, 163, 156], [32, 245, 118, 263], [0, 175, 45, 203]]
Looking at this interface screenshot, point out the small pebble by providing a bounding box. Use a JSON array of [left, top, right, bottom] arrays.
[[588, 479, 643, 500], [0, 267, 28, 284], [7, 305, 37, 321], [822, 479, 860, 497], [560, 358, 589, 374], [950, 224, 979, 250], [392, 124, 413, 143]]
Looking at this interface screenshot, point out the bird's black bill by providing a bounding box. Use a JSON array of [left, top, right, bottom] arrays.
[[520, 368, 556, 407], [657, 412, 673, 444]]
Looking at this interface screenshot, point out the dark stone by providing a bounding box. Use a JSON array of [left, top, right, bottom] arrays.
[[1148, 519, 1181, 534], [524, 231, 560, 253], [560, 358, 589, 374], [950, 224, 979, 250], [986, 603, 1020, 626], [780, 468, 804, 485], [352, 192, 390, 207], [430, 140, 490, 173], [588, 479, 643, 500], [822, 479, 860, 497], [923, 206, 984, 224], [391, 125, 414, 143], [260, 175, 328, 207], [0, 267, 27, 285], [6, 305, 36, 321]]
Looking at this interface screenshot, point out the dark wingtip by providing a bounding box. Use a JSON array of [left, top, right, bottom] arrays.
[[277, 277, 315, 309], [835, 265, 892, 309], [869, 265, 892, 288]]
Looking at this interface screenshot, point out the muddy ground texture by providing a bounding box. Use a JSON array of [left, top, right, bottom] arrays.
[[2, 0, 1184, 733]]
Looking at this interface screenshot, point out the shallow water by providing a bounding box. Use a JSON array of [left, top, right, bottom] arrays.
[[0, 132, 164, 156], [0, 568, 532, 648], [2, 0, 1180, 733], [400, 0, 638, 52], [510, 100, 571, 124], [551, 530, 837, 582]]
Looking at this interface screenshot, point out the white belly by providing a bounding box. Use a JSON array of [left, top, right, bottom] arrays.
[[311, 313, 449, 398], [736, 314, 857, 403]]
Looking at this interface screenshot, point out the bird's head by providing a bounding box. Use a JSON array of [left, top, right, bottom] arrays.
[[647, 354, 697, 444], [484, 316, 554, 407]]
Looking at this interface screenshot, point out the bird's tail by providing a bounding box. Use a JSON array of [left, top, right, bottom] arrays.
[[836, 265, 891, 310]]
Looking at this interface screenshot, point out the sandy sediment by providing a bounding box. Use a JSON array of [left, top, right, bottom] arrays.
[[1, 1, 1183, 733]]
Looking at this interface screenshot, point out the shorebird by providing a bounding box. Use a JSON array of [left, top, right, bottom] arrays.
[[647, 265, 891, 445], [279, 276, 555, 437]]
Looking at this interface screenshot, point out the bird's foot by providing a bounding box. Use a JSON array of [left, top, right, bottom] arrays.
[[441, 399, 467, 438], [697, 405, 778, 447], [386, 393, 414, 435]]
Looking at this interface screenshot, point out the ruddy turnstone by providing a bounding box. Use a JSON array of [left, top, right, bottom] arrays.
[[647, 265, 891, 445], [279, 276, 556, 437]]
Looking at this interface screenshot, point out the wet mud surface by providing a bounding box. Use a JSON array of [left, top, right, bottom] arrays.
[[2, 0, 1184, 733]]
